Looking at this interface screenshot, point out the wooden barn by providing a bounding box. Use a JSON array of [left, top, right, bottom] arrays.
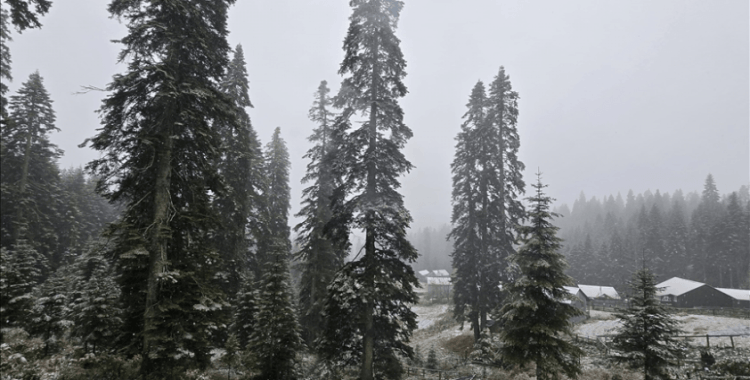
[[655, 277, 733, 308], [716, 287, 750, 309]]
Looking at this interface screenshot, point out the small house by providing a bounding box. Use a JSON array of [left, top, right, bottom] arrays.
[[426, 276, 452, 299], [577, 284, 620, 308], [563, 286, 589, 323], [655, 277, 733, 308]]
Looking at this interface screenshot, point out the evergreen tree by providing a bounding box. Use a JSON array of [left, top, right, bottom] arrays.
[[1, 71, 62, 268], [498, 173, 582, 380], [612, 266, 682, 380], [0, 9, 11, 123], [83, 0, 235, 376], [450, 81, 500, 342], [0, 240, 45, 331], [234, 271, 256, 350], [247, 128, 301, 378], [29, 267, 73, 356], [256, 127, 291, 272], [664, 197, 689, 279], [690, 174, 723, 283], [426, 345, 438, 369], [716, 193, 749, 288], [318, 1, 419, 379], [487, 64, 526, 281], [295, 80, 348, 346], [248, 238, 303, 380], [4, 0, 51, 31], [214, 44, 263, 301], [71, 260, 122, 354]]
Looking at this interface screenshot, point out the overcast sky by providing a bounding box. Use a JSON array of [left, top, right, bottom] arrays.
[[7, 0, 749, 231]]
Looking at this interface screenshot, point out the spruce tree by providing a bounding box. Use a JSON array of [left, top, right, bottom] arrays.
[[426, 346, 438, 369], [234, 271, 256, 350], [1, 71, 62, 268], [71, 261, 122, 354], [450, 81, 493, 342], [247, 128, 302, 379], [487, 65, 526, 283], [318, 1, 419, 379], [248, 238, 303, 379], [256, 127, 291, 274], [451, 68, 525, 343], [498, 173, 582, 380], [613, 266, 682, 380], [0, 9, 11, 123], [68, 241, 122, 354], [83, 0, 235, 376], [214, 44, 263, 301], [29, 267, 73, 356], [0, 241, 45, 331], [294, 80, 348, 346]]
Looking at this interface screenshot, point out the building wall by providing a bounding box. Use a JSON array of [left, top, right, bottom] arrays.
[[676, 285, 733, 308]]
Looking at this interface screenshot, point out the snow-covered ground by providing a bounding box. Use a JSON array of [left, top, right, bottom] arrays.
[[575, 310, 750, 348], [413, 304, 450, 330]]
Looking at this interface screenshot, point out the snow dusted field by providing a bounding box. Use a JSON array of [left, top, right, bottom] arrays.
[[575, 310, 750, 348], [413, 304, 450, 330]]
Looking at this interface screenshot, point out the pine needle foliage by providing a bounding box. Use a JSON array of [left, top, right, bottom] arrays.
[[0, 241, 46, 331], [318, 1, 419, 379], [498, 172, 582, 380], [83, 0, 236, 376], [294, 80, 348, 346], [1, 71, 62, 268], [248, 238, 303, 380], [451, 68, 525, 343], [214, 44, 264, 301], [612, 266, 682, 380]]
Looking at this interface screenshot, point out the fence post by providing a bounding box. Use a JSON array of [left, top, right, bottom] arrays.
[[705, 334, 710, 348], [730, 335, 734, 349]]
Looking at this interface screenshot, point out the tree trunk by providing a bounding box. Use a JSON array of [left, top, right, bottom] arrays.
[[13, 123, 34, 243], [142, 130, 174, 371], [360, 36, 379, 380]]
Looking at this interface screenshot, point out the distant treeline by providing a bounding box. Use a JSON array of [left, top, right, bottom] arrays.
[[554, 174, 749, 292], [405, 175, 750, 293]]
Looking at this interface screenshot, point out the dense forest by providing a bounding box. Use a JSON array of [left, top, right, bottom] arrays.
[[405, 176, 750, 294], [556, 177, 750, 292]]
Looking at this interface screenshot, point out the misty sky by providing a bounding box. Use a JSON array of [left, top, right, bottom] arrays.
[[7, 0, 748, 231]]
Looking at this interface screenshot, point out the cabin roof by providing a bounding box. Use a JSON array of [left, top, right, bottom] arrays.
[[578, 284, 620, 299], [716, 287, 750, 301], [655, 277, 705, 297]]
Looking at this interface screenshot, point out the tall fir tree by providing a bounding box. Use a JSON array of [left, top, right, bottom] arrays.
[[690, 174, 723, 283], [0, 240, 46, 332], [294, 80, 348, 346], [613, 266, 682, 380], [450, 81, 499, 342], [318, 1, 419, 379], [715, 193, 749, 288], [247, 127, 302, 378], [214, 44, 263, 303], [248, 238, 303, 379], [83, 0, 236, 376], [498, 173, 582, 380], [487, 65, 526, 281], [0, 9, 11, 123], [29, 265, 73, 356], [1, 71, 62, 269], [70, 258, 123, 355], [256, 127, 291, 273]]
